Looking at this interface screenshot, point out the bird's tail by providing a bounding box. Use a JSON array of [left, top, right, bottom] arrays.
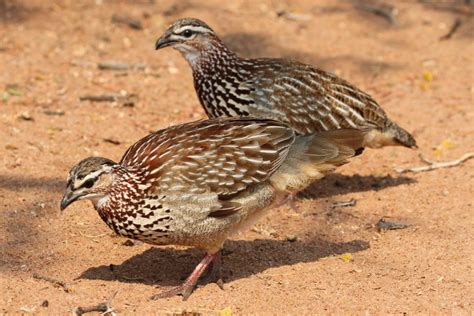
[[270, 128, 367, 193]]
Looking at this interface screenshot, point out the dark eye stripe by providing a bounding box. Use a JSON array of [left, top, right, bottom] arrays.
[[81, 178, 95, 189]]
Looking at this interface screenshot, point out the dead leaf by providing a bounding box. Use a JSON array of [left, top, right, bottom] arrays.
[[219, 307, 232, 316], [433, 139, 456, 157], [422, 70, 433, 82], [339, 253, 353, 263]]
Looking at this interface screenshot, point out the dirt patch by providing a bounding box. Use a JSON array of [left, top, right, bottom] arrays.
[[1, 0, 473, 314]]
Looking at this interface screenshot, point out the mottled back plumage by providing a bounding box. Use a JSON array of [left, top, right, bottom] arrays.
[[120, 118, 294, 197], [155, 18, 416, 149], [61, 118, 366, 301]]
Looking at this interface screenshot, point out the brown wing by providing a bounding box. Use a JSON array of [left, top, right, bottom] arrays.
[[243, 59, 388, 135], [120, 118, 295, 198]]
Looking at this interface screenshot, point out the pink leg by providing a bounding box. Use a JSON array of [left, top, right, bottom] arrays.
[[201, 251, 224, 289], [286, 191, 301, 211], [151, 252, 219, 301]]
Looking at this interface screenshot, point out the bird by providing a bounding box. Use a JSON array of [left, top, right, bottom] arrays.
[[155, 18, 416, 149], [60, 117, 367, 300]]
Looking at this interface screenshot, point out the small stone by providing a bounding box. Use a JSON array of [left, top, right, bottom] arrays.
[[18, 112, 34, 121]]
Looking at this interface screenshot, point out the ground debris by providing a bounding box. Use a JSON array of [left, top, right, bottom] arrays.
[[354, 0, 398, 25], [79, 92, 138, 107], [103, 138, 121, 145], [111, 14, 143, 30], [329, 199, 357, 209], [376, 217, 411, 232], [395, 152, 473, 173], [18, 111, 34, 121], [43, 109, 65, 116], [439, 18, 462, 40], [73, 291, 118, 316], [98, 61, 146, 71], [339, 253, 354, 262], [5, 83, 22, 96], [32, 273, 71, 292], [79, 94, 116, 102], [122, 239, 143, 246], [5, 144, 18, 150], [19, 305, 37, 313], [285, 234, 298, 242], [276, 10, 312, 21]]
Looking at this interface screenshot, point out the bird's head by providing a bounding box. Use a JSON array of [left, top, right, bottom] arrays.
[[60, 157, 117, 211], [155, 18, 219, 64]]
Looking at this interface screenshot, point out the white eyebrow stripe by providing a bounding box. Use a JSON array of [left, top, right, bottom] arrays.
[[174, 25, 212, 34]]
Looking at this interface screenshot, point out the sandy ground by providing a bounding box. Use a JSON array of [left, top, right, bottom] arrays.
[[1, 0, 473, 314]]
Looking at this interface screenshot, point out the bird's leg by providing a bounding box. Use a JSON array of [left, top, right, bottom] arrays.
[[201, 251, 224, 290], [286, 191, 301, 212], [150, 252, 219, 301]]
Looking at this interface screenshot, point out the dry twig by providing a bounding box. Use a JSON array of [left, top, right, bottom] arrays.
[[79, 93, 138, 107], [79, 94, 116, 102], [439, 18, 462, 40], [354, 1, 398, 25], [276, 10, 312, 21], [98, 61, 146, 71], [376, 217, 411, 232], [103, 138, 121, 145], [73, 291, 118, 316], [43, 110, 65, 116], [329, 199, 357, 209], [395, 152, 474, 173], [111, 14, 143, 30], [32, 273, 71, 292]]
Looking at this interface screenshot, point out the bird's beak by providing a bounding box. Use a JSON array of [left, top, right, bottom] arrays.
[[155, 33, 175, 50], [60, 187, 81, 211]]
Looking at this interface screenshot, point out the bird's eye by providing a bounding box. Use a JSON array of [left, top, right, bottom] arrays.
[[81, 179, 95, 189], [181, 29, 193, 38]]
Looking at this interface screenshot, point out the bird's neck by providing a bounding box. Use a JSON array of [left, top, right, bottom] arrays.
[[188, 38, 241, 75], [93, 167, 145, 222]]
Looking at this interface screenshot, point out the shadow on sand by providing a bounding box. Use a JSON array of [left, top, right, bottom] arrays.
[[78, 237, 369, 287]]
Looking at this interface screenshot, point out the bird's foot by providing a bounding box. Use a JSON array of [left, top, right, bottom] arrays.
[[150, 251, 221, 301], [150, 283, 195, 301]]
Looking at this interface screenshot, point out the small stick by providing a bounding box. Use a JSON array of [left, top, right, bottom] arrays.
[[103, 138, 121, 145], [276, 10, 312, 21], [376, 217, 411, 232], [43, 110, 65, 116], [74, 291, 118, 316], [79, 95, 117, 102], [395, 152, 474, 173], [329, 199, 357, 209], [418, 153, 435, 165], [79, 93, 138, 107], [439, 18, 462, 41], [355, 2, 398, 25], [32, 273, 71, 292], [98, 62, 146, 71], [111, 14, 143, 30]]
